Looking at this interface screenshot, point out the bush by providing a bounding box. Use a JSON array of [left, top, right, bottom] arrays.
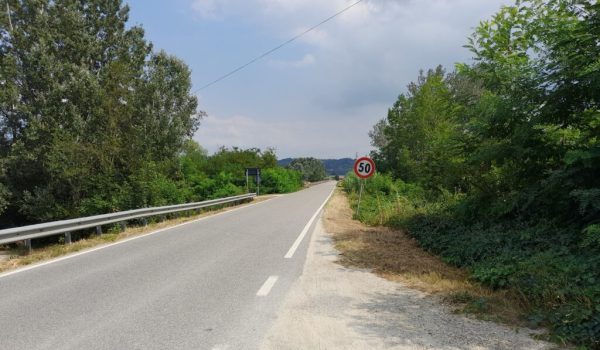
[[201, 172, 244, 199], [261, 168, 302, 194], [344, 174, 600, 348], [287, 158, 327, 182]]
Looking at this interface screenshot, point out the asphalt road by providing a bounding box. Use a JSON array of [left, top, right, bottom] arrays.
[[0, 181, 336, 350]]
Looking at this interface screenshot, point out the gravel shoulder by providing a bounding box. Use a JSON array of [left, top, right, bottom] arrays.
[[261, 218, 558, 350]]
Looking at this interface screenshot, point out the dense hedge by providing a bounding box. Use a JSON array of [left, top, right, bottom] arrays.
[[261, 168, 303, 194], [359, 1, 599, 347], [1, 141, 302, 226], [344, 174, 600, 347]]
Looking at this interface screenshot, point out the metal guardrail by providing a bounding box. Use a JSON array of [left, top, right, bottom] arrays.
[[0, 193, 256, 247]]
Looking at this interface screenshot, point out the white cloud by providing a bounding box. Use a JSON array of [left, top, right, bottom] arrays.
[[259, 0, 311, 14], [194, 114, 294, 153], [190, 0, 221, 19], [193, 112, 376, 158], [189, 0, 513, 157], [190, 0, 511, 99]]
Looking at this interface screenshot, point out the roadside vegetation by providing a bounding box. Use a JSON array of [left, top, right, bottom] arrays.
[[346, 1, 600, 348], [286, 157, 328, 182], [279, 157, 353, 177], [325, 187, 528, 330], [0, 1, 303, 230]]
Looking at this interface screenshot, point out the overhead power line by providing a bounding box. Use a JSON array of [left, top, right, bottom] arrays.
[[196, 0, 366, 92]]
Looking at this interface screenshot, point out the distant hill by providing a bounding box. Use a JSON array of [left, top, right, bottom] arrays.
[[278, 158, 294, 167], [278, 158, 354, 176]]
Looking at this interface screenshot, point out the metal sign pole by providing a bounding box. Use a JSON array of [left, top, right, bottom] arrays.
[[356, 179, 364, 216], [246, 169, 249, 193]]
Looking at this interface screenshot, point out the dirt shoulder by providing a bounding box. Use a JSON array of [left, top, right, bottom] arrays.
[[324, 187, 536, 327], [261, 188, 559, 350]]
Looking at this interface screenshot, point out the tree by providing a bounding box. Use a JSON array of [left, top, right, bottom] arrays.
[[463, 0, 600, 220], [0, 159, 10, 215], [371, 67, 466, 192], [0, 0, 201, 224], [366, 2, 600, 345], [287, 158, 326, 182]]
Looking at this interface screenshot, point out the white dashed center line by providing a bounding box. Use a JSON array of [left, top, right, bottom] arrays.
[[256, 276, 279, 296]]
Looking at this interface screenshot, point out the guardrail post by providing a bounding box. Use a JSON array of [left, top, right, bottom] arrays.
[[142, 218, 148, 227], [95, 226, 102, 236], [64, 232, 71, 245], [120, 222, 126, 232], [25, 239, 32, 253]]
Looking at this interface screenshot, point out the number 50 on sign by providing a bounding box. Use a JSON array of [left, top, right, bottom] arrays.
[[354, 157, 375, 179], [353, 156, 375, 216]]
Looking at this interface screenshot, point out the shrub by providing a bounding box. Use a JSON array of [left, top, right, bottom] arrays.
[[261, 168, 302, 194], [344, 173, 600, 348]]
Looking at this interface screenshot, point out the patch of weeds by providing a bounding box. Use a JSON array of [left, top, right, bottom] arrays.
[[463, 296, 490, 314], [100, 233, 119, 242], [527, 311, 546, 329], [446, 291, 477, 304]]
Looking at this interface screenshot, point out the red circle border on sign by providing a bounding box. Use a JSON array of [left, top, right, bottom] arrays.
[[353, 157, 376, 179]]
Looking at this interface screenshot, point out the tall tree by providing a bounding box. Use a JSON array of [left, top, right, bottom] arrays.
[[372, 67, 465, 192], [464, 0, 600, 220], [0, 0, 201, 224]]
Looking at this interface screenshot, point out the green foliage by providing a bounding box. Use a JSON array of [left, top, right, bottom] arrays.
[[346, 173, 600, 347], [261, 168, 303, 194], [287, 157, 327, 182], [0, 2, 300, 227], [363, 1, 600, 346], [0, 159, 10, 215], [180, 145, 289, 198], [0, 0, 201, 224], [581, 224, 600, 249], [372, 66, 466, 191], [343, 173, 432, 226], [201, 172, 244, 200], [177, 144, 303, 199]]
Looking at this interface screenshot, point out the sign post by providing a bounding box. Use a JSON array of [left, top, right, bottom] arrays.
[[353, 157, 376, 217], [245, 168, 261, 194], [356, 180, 365, 216]]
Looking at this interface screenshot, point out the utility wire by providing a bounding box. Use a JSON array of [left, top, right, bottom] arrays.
[[196, 0, 366, 92]]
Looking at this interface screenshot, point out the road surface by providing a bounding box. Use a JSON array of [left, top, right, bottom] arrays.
[[0, 181, 336, 350]]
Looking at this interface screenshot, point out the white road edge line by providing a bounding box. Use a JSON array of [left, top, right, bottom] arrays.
[[0, 197, 277, 280], [284, 186, 335, 259], [256, 276, 279, 296]]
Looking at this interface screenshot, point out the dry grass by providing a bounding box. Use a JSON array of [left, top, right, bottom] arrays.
[[0, 196, 275, 274], [323, 186, 530, 326]]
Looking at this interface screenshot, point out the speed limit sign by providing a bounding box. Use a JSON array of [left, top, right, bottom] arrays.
[[354, 157, 376, 179]]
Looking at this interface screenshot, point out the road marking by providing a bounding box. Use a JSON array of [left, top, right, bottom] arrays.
[[0, 197, 277, 280], [284, 187, 335, 259], [256, 276, 279, 296]]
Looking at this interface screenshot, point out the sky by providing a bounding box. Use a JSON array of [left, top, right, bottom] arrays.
[[125, 0, 511, 159]]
